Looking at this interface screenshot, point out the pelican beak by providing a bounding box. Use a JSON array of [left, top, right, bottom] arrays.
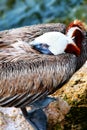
[[31, 43, 53, 55]]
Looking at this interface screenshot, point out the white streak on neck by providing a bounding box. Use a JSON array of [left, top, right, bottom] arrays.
[[66, 27, 82, 37]]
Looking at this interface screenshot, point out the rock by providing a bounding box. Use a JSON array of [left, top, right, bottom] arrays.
[[44, 97, 70, 130], [0, 107, 34, 130]]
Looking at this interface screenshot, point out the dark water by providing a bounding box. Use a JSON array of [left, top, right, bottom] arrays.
[[0, 0, 87, 31]]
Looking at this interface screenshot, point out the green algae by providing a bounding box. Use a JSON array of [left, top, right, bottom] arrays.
[[64, 107, 87, 130]]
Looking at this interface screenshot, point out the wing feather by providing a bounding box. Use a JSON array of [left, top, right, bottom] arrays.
[[0, 43, 77, 108]]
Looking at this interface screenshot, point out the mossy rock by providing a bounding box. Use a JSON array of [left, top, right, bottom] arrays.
[[64, 107, 87, 130]]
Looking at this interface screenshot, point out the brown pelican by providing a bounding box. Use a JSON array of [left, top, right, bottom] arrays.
[[0, 20, 87, 130]]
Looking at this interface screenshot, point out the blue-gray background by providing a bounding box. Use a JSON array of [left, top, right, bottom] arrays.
[[0, 0, 87, 31]]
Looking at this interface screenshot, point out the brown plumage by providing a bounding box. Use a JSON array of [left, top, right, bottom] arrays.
[[0, 44, 76, 107], [0, 20, 87, 109]]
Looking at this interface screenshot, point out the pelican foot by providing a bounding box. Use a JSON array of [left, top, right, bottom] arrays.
[[21, 107, 47, 130], [31, 96, 56, 109]]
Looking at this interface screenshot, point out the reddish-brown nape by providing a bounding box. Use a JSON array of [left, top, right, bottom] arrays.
[[65, 44, 80, 56], [66, 20, 85, 56], [66, 19, 85, 32], [72, 29, 84, 49]]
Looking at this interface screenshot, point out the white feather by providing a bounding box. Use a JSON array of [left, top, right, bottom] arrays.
[[30, 32, 75, 55], [66, 27, 82, 37]]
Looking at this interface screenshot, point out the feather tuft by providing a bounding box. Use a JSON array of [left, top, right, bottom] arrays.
[[66, 19, 86, 32]]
